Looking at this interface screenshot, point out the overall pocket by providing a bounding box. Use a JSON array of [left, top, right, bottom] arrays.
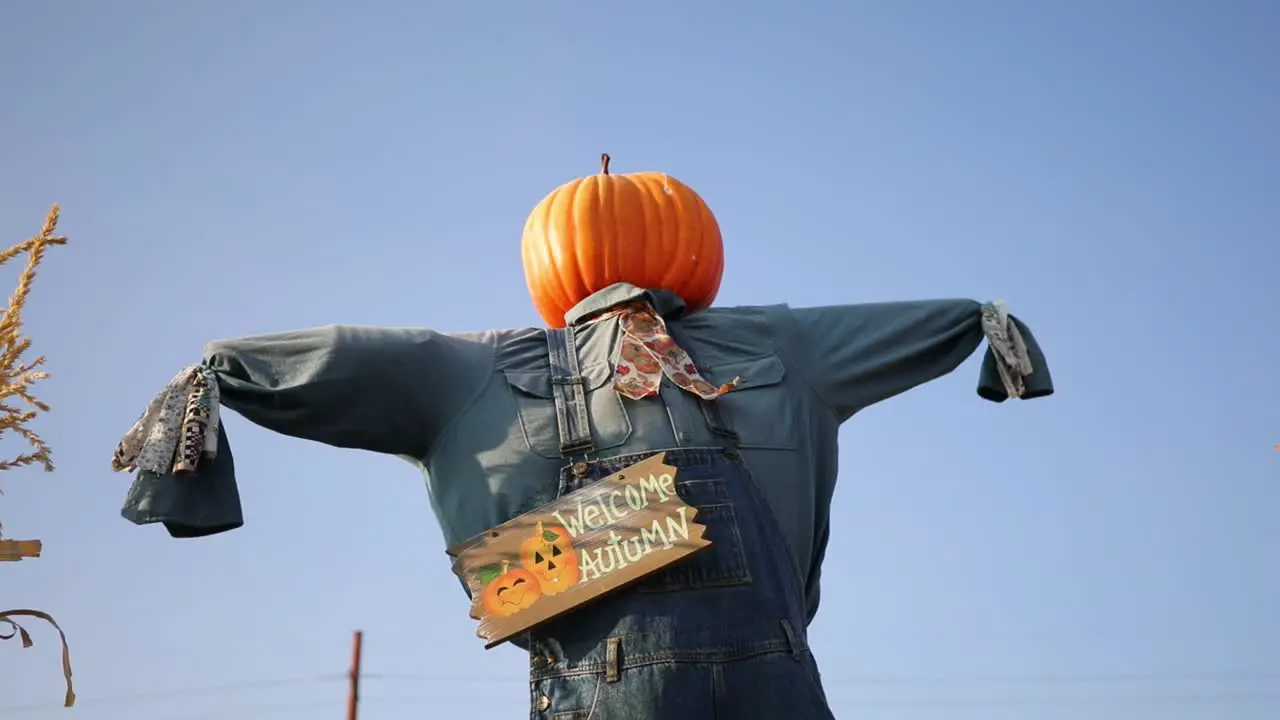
[[505, 363, 633, 459], [638, 477, 752, 592]]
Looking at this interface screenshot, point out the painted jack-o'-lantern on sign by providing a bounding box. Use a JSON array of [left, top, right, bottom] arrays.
[[449, 453, 712, 648], [520, 154, 724, 328], [520, 522, 580, 595]]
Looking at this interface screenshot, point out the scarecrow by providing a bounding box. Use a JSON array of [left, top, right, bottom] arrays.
[[114, 155, 1053, 719]]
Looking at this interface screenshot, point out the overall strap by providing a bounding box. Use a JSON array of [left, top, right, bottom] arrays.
[[547, 327, 596, 458]]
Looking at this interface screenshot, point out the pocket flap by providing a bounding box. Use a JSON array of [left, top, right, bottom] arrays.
[[707, 354, 786, 391]]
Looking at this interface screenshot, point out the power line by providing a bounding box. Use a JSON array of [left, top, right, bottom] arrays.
[[365, 689, 1280, 708], [821, 670, 1280, 687], [0, 674, 344, 713], [827, 691, 1280, 709], [362, 668, 1280, 687], [356, 690, 1280, 710], [12, 693, 1278, 720], [148, 700, 339, 720], [2, 668, 1276, 713]]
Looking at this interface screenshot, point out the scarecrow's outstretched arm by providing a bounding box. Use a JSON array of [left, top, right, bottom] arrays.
[[120, 324, 492, 538], [780, 298, 1053, 423], [205, 324, 490, 456]]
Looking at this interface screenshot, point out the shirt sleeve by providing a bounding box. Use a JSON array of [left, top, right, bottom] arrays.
[[120, 324, 494, 538], [780, 299, 1054, 422]]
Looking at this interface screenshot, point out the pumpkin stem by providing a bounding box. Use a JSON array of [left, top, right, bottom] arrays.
[[536, 521, 544, 537], [501, 559, 510, 575], [600, 153, 611, 175]]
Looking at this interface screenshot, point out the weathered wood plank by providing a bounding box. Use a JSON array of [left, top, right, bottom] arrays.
[[448, 452, 711, 648]]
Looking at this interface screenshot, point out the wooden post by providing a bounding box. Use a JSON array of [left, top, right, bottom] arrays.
[[346, 630, 363, 720]]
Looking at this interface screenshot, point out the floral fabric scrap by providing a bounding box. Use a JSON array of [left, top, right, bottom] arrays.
[[111, 365, 220, 475], [980, 300, 1034, 399], [597, 302, 739, 401]]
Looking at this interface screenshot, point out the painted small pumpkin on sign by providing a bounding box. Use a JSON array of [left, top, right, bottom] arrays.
[[477, 560, 542, 617], [520, 521, 580, 594]]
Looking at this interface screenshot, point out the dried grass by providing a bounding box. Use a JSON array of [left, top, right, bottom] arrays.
[[0, 204, 75, 707]]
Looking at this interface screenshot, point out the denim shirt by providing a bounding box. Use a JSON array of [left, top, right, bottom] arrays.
[[122, 282, 1054, 623]]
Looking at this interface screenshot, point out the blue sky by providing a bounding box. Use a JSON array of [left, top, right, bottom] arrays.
[[2, 1, 1278, 718]]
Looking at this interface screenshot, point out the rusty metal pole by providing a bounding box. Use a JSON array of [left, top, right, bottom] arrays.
[[346, 631, 363, 720]]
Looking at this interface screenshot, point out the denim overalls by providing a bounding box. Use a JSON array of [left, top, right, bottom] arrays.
[[519, 328, 837, 719]]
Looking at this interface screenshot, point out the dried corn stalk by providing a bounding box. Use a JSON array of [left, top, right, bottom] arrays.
[[0, 204, 74, 707]]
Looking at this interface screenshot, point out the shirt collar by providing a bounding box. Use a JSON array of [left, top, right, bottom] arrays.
[[563, 282, 688, 326]]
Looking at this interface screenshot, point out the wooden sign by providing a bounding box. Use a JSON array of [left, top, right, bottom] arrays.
[[0, 539, 41, 562], [447, 452, 711, 648]]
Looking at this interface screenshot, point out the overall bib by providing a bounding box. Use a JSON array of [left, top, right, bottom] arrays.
[[522, 328, 837, 720]]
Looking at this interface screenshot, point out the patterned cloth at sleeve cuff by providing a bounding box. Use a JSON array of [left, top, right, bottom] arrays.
[[979, 301, 1035, 400], [112, 365, 221, 475]]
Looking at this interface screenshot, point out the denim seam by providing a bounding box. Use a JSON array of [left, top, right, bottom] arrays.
[[530, 642, 795, 680]]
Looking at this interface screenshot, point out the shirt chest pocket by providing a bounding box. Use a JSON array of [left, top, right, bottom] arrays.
[[704, 355, 799, 450], [505, 364, 634, 459]]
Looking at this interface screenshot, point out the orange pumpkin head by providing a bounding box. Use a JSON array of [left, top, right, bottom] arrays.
[[519, 521, 580, 594], [521, 154, 724, 328], [477, 560, 542, 617]]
